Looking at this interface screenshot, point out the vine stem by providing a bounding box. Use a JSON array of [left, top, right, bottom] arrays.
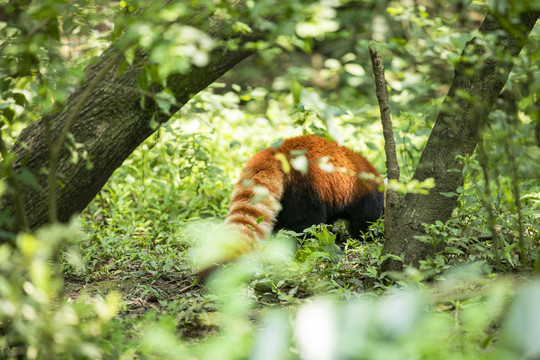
[[0, 132, 29, 232], [477, 135, 502, 271]]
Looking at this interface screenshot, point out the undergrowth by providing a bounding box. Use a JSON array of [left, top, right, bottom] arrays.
[[51, 103, 540, 358]]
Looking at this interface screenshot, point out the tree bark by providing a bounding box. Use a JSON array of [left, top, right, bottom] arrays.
[[382, 11, 540, 271], [0, 6, 262, 236]]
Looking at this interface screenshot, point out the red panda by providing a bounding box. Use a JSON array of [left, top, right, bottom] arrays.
[[224, 134, 384, 253]]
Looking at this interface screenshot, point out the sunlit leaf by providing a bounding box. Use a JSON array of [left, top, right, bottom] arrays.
[[291, 155, 308, 174]]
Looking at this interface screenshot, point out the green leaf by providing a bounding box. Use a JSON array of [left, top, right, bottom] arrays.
[[296, 19, 339, 38], [149, 114, 159, 130], [291, 80, 302, 108], [0, 78, 11, 93], [12, 93, 26, 106], [344, 63, 365, 77], [444, 247, 464, 255], [500, 281, 540, 358], [274, 153, 290, 174], [15, 169, 41, 191], [291, 155, 308, 174], [251, 311, 291, 360], [233, 21, 252, 34], [118, 60, 129, 78], [366, 142, 379, 151], [124, 46, 136, 65], [137, 70, 149, 91], [155, 90, 176, 115], [1, 108, 15, 123], [271, 139, 284, 149]]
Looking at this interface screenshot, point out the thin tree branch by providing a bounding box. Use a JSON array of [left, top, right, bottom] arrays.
[[369, 45, 400, 206]]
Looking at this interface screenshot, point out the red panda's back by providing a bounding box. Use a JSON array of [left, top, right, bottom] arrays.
[[224, 134, 383, 255], [277, 135, 380, 205]]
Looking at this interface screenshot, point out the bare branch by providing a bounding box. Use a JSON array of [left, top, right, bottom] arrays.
[[369, 45, 400, 208]]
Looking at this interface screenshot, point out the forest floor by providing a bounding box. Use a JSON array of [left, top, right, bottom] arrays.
[[64, 272, 219, 338], [61, 221, 381, 339]]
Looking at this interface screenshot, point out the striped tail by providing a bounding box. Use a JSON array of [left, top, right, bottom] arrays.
[[224, 148, 285, 252]]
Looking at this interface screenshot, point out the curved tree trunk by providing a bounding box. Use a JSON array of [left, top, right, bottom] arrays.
[[0, 5, 262, 236], [382, 11, 540, 271]]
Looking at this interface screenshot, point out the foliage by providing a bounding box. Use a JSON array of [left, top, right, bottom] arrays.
[[0, 0, 539, 358], [0, 222, 121, 359]]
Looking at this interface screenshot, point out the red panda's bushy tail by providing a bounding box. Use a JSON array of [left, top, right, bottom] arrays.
[[224, 148, 284, 253]]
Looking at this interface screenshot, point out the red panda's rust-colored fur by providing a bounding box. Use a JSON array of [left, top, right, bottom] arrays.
[[225, 148, 285, 244], [224, 134, 384, 255]]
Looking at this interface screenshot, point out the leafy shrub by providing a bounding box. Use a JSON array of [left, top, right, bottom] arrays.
[[0, 223, 120, 359]]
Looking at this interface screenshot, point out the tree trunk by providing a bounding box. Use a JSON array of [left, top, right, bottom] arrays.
[[0, 6, 261, 236], [382, 11, 540, 271]]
